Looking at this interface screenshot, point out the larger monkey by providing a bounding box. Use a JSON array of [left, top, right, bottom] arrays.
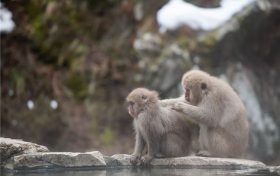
[[170, 70, 249, 158], [127, 88, 191, 165]]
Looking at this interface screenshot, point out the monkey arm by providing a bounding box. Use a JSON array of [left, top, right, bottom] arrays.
[[131, 131, 145, 165], [145, 128, 161, 157], [160, 96, 185, 107], [137, 127, 160, 165], [172, 102, 218, 127], [133, 132, 145, 156]]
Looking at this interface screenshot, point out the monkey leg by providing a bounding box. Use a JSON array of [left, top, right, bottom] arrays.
[[196, 135, 212, 157], [161, 133, 189, 157], [141, 146, 148, 155], [207, 130, 233, 158], [131, 132, 146, 165], [140, 136, 159, 166]]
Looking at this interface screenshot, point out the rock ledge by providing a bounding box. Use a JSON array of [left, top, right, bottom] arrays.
[[0, 137, 49, 164], [1, 137, 276, 173]]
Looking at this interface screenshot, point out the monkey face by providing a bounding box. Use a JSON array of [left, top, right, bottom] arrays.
[[182, 74, 208, 105], [184, 86, 198, 105], [127, 96, 147, 118], [126, 88, 159, 118], [184, 82, 208, 105], [185, 88, 191, 102], [127, 101, 138, 118]]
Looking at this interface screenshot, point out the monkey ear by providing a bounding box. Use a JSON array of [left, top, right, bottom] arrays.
[[151, 91, 159, 98], [201, 82, 207, 90], [181, 75, 186, 87]]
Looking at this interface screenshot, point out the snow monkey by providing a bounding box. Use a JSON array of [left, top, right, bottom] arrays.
[[170, 70, 249, 158], [126, 88, 191, 165]]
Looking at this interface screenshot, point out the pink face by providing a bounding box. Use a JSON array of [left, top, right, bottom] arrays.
[[185, 88, 191, 102], [127, 101, 137, 118], [184, 83, 206, 105], [185, 86, 197, 105]]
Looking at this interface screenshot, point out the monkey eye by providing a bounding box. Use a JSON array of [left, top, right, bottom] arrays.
[[128, 101, 134, 106], [201, 82, 207, 90], [141, 95, 147, 100]]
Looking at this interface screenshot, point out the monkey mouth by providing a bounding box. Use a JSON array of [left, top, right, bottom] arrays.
[[185, 95, 190, 102]]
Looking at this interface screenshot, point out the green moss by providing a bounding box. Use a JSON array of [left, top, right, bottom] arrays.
[[89, 118, 98, 132], [32, 15, 45, 42], [87, 0, 121, 11], [101, 127, 114, 146], [201, 32, 218, 47], [10, 69, 25, 95], [66, 73, 88, 100]]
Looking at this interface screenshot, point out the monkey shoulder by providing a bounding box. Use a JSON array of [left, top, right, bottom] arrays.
[[136, 112, 165, 128]]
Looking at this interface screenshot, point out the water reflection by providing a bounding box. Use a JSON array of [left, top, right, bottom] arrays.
[[3, 168, 276, 176]]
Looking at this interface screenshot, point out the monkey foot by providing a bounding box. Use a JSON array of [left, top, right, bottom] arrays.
[[196, 150, 212, 157], [140, 155, 153, 166], [155, 153, 166, 158], [130, 155, 140, 165]]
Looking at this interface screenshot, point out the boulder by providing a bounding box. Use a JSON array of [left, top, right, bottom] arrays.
[[206, 0, 280, 162], [106, 154, 266, 169], [4, 151, 267, 171], [105, 154, 132, 166], [0, 137, 49, 164], [151, 156, 266, 169], [277, 166, 280, 174], [5, 151, 106, 170], [269, 166, 280, 175]]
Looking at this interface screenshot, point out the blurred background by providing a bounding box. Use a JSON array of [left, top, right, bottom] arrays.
[[1, 0, 279, 165]]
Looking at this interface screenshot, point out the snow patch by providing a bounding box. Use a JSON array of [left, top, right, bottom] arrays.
[[50, 100, 58, 109], [27, 100, 35, 110], [157, 0, 255, 32], [0, 1, 15, 33]]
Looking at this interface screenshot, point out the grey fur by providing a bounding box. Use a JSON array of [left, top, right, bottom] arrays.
[[127, 88, 191, 165], [170, 70, 249, 158]]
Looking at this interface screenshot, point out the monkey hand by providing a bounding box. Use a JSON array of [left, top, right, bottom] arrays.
[[130, 154, 141, 165], [171, 102, 185, 112], [140, 155, 153, 166], [159, 100, 170, 107]]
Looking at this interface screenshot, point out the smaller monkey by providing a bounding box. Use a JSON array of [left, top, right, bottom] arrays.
[[126, 88, 191, 165]]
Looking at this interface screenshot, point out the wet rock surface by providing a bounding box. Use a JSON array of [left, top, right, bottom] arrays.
[[109, 154, 266, 169], [2, 138, 278, 176], [4, 152, 267, 171], [4, 151, 106, 170], [0, 137, 49, 164], [0, 139, 266, 170]]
